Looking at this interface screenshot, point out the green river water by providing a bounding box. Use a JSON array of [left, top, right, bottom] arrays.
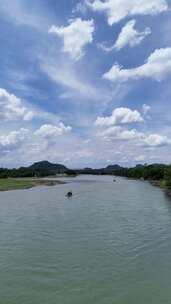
[[0, 175, 171, 303]]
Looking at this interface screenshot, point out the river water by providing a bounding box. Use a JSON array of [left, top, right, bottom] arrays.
[[0, 175, 171, 303]]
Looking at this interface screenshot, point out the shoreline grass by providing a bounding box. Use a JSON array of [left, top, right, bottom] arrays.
[[0, 178, 65, 192]]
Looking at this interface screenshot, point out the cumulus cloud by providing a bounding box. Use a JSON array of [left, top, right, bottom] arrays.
[[103, 48, 171, 83], [114, 20, 151, 50], [35, 123, 72, 139], [95, 107, 170, 147], [143, 134, 171, 147], [49, 18, 94, 60], [95, 107, 143, 126], [87, 0, 168, 25], [100, 125, 142, 140], [100, 125, 170, 147], [0, 128, 29, 147], [0, 88, 34, 122]]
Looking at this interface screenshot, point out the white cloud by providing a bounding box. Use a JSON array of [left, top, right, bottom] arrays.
[[23, 111, 34, 121], [0, 128, 29, 147], [95, 107, 171, 147], [114, 20, 151, 50], [98, 20, 151, 52], [73, 1, 88, 14], [143, 134, 171, 147], [98, 42, 115, 52], [100, 125, 170, 147], [35, 123, 72, 139], [142, 104, 151, 115], [0, 88, 34, 122], [103, 48, 171, 83], [49, 18, 94, 60], [87, 0, 168, 25], [0, 0, 50, 30], [101, 126, 142, 140], [95, 107, 143, 126], [135, 155, 145, 162], [99, 19, 151, 52], [41, 61, 109, 103]]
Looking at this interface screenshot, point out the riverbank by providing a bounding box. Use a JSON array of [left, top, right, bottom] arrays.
[[0, 178, 65, 191], [150, 180, 171, 197]]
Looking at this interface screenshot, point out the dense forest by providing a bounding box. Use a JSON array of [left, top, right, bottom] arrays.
[[0, 167, 55, 178], [112, 164, 171, 188]]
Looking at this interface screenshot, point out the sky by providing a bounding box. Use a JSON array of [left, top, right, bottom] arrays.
[[0, 0, 171, 168]]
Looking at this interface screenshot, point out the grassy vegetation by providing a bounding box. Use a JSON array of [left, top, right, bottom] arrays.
[[0, 178, 64, 191]]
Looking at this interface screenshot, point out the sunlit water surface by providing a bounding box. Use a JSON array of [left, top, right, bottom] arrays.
[[1, 175, 171, 303]]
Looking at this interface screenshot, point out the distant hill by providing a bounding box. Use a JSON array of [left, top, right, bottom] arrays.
[[29, 161, 69, 174], [76, 164, 122, 175], [104, 165, 121, 171]]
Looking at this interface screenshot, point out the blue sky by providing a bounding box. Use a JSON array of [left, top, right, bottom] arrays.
[[0, 0, 171, 168]]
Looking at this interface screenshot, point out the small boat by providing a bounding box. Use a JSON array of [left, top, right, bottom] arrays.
[[66, 191, 73, 198], [113, 179, 116, 182]]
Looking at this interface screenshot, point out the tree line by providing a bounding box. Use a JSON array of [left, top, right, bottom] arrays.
[[111, 164, 171, 186], [0, 167, 76, 178], [77, 164, 171, 188]]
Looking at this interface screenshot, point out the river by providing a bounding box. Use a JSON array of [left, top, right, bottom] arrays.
[[0, 175, 171, 303]]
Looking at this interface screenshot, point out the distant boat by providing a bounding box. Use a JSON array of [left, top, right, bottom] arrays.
[[113, 179, 116, 182], [66, 191, 73, 198]]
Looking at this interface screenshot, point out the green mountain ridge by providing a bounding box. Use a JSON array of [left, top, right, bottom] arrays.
[[29, 161, 69, 174]]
